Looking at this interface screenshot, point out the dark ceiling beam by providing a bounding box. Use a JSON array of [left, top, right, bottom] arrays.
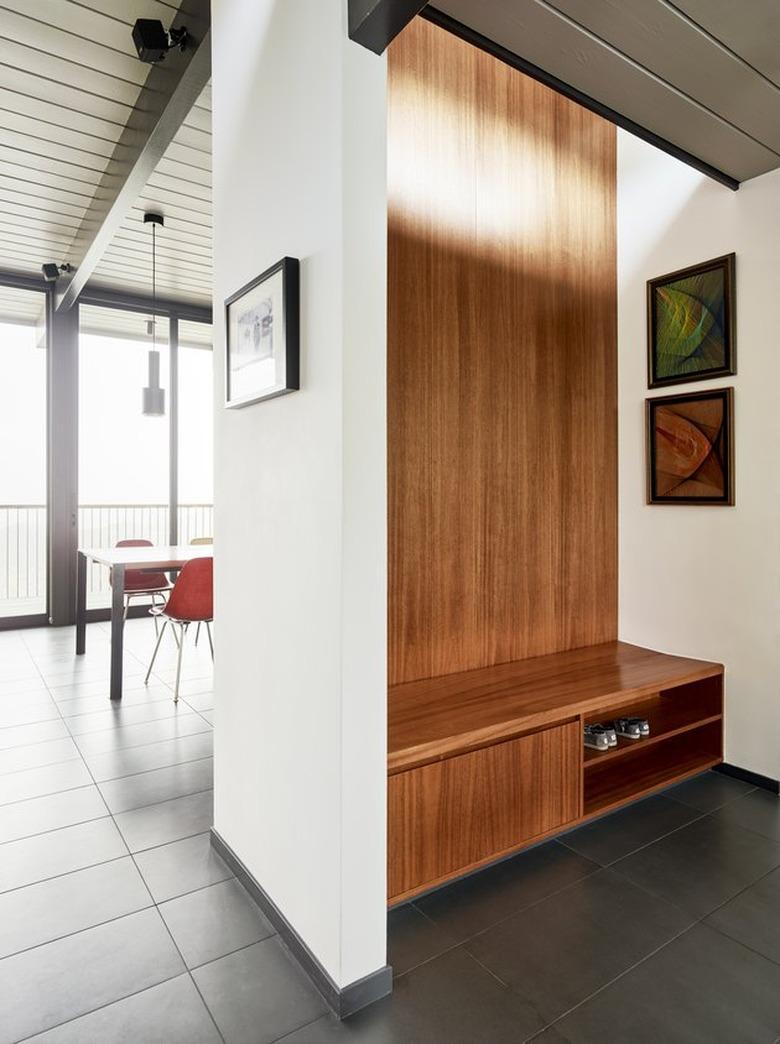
[[55, 0, 211, 310], [423, 6, 739, 190], [348, 0, 430, 54]]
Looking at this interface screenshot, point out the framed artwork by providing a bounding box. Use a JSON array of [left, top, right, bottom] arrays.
[[646, 387, 734, 505], [647, 253, 735, 388], [225, 257, 300, 408]]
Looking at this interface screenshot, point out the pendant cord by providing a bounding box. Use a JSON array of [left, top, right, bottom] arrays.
[[151, 221, 157, 351]]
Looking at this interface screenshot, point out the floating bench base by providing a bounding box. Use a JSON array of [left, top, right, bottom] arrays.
[[387, 641, 723, 903]]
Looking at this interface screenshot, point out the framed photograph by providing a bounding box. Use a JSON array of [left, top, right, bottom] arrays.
[[225, 257, 300, 408], [647, 253, 735, 388], [646, 387, 734, 505]]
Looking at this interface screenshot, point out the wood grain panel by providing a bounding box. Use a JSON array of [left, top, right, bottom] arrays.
[[388, 17, 617, 685], [388, 721, 581, 900]]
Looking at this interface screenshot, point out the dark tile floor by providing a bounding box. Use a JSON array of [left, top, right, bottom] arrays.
[[2, 624, 780, 1042]]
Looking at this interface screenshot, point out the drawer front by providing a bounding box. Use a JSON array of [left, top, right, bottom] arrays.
[[388, 721, 580, 900]]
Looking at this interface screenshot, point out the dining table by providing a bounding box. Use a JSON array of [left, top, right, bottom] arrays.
[[76, 544, 214, 701]]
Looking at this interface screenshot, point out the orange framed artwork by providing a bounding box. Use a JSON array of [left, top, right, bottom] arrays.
[[646, 388, 734, 505]]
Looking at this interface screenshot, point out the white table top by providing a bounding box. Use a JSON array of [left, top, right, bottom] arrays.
[[80, 545, 213, 570]]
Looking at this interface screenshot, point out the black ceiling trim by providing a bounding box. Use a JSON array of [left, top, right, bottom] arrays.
[[422, 5, 739, 191], [348, 0, 430, 55]]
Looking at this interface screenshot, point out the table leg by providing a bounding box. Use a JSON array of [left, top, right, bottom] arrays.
[[110, 564, 125, 702], [76, 552, 87, 655]]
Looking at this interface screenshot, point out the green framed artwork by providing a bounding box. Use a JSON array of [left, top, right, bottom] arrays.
[[647, 253, 735, 388]]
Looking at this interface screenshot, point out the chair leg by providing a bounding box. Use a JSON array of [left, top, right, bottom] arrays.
[[145, 619, 168, 684], [173, 623, 187, 703], [205, 621, 214, 661], [123, 597, 129, 623], [195, 621, 201, 647], [151, 594, 160, 635]]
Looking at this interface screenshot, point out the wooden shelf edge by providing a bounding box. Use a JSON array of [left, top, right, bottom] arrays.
[[583, 714, 723, 769], [582, 755, 722, 820]]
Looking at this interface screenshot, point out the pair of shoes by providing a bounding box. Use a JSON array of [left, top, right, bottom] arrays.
[[584, 717, 651, 751], [584, 723, 616, 751], [614, 717, 650, 740]]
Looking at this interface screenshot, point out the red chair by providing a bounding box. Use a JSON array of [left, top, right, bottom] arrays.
[[114, 539, 172, 633], [144, 557, 213, 701]]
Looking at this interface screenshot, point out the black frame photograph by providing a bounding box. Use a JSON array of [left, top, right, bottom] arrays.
[[646, 387, 734, 506], [647, 253, 735, 389], [225, 256, 300, 408]]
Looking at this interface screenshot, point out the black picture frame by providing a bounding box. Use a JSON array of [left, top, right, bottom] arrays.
[[647, 253, 735, 389], [646, 387, 734, 506], [225, 256, 300, 408]]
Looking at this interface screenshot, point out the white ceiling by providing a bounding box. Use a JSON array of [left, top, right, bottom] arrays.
[[0, 0, 212, 306]]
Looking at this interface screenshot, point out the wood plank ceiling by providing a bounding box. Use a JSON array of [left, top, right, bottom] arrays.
[[429, 0, 780, 185], [0, 0, 212, 308]]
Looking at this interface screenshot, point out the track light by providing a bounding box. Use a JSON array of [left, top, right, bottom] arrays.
[[41, 263, 73, 282], [132, 19, 189, 63]]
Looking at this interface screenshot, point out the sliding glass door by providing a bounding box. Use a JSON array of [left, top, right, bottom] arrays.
[[78, 304, 170, 609], [0, 286, 48, 620]]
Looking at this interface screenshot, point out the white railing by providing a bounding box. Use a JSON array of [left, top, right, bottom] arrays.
[[0, 503, 213, 613]]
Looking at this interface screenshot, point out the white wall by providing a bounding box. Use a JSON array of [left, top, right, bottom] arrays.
[[211, 0, 387, 988], [618, 130, 780, 780]]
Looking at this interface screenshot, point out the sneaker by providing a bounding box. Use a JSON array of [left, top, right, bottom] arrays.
[[584, 725, 609, 751], [627, 717, 650, 736], [589, 722, 617, 747], [614, 717, 642, 740]]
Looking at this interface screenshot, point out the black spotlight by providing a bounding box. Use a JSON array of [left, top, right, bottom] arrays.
[[132, 19, 189, 63], [41, 263, 73, 282]]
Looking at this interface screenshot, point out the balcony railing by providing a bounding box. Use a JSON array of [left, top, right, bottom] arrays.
[[0, 503, 213, 615]]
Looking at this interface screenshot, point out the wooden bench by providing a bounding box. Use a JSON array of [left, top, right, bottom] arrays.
[[387, 641, 723, 903]]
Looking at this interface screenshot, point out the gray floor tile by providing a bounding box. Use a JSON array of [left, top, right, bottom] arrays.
[[114, 789, 213, 852], [74, 713, 211, 756], [0, 736, 80, 775], [415, 840, 599, 942], [0, 785, 107, 844], [539, 923, 780, 1044], [0, 758, 93, 806], [712, 787, 780, 843], [28, 974, 221, 1043], [706, 865, 780, 964], [0, 718, 70, 751], [52, 687, 174, 716], [0, 817, 127, 893], [65, 699, 186, 736], [98, 757, 213, 814], [182, 691, 215, 712], [0, 856, 152, 958], [561, 794, 702, 866], [83, 732, 213, 782], [134, 832, 232, 902], [665, 770, 756, 812], [160, 878, 275, 968], [387, 904, 457, 977], [0, 699, 60, 728], [0, 907, 184, 1043], [467, 868, 691, 1025], [612, 814, 780, 918], [193, 936, 328, 1044], [280, 947, 545, 1044], [199, 710, 214, 725]]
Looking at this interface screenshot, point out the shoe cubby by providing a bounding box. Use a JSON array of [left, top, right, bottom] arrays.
[[584, 719, 722, 817]]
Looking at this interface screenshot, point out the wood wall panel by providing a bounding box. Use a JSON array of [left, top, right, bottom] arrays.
[[387, 721, 581, 900], [388, 17, 617, 684]]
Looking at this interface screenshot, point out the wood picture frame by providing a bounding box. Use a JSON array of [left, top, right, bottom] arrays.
[[647, 253, 735, 389], [646, 387, 734, 505], [225, 256, 300, 408]]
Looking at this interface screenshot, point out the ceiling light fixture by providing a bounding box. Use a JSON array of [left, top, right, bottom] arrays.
[[142, 212, 165, 417], [132, 19, 189, 63]]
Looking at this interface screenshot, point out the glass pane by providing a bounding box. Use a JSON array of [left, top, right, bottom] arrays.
[[78, 304, 170, 609], [178, 319, 213, 545], [0, 286, 47, 618]]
